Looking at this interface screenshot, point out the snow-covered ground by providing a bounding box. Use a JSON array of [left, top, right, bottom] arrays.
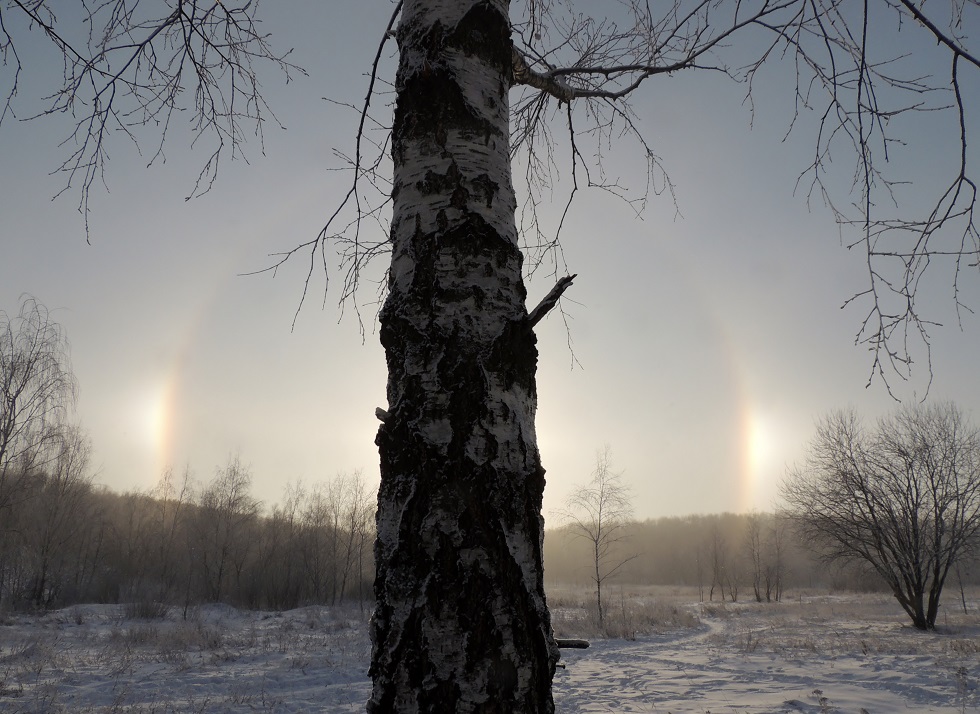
[[0, 591, 977, 712]]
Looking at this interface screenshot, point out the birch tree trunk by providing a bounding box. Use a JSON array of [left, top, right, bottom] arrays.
[[370, 0, 560, 710]]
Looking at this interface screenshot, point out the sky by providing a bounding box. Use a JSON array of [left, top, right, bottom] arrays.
[[1, 2, 978, 521]]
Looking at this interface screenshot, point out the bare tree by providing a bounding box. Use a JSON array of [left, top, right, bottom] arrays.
[[764, 514, 787, 603], [0, 1, 300, 236], [321, 6, 979, 700], [782, 402, 980, 630], [297, 480, 338, 604], [110, 466, 194, 607], [706, 522, 728, 602], [252, 479, 305, 610], [694, 542, 705, 602], [745, 512, 765, 603], [724, 550, 741, 603], [191, 456, 260, 603], [110, 472, 187, 608], [0, 297, 76, 512], [561, 446, 637, 629], [20, 425, 95, 607], [744, 512, 786, 603], [335, 471, 374, 604], [4, 0, 980, 707], [149, 466, 192, 603]]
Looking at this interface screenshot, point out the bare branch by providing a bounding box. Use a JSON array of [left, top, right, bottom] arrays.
[[528, 273, 576, 327], [2, 0, 303, 241], [247, 0, 402, 333], [6, 0, 977, 391]]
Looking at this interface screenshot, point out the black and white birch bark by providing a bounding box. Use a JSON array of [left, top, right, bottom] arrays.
[[369, 0, 560, 710]]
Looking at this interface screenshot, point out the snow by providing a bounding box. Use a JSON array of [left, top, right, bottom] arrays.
[[1, 592, 977, 712]]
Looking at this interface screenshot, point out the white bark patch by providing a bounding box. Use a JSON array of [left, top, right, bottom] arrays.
[[390, 251, 416, 295], [391, 132, 516, 258], [495, 377, 539, 467], [389, 6, 517, 304], [502, 520, 547, 608], [374, 479, 417, 564], [465, 377, 537, 469], [421, 615, 466, 683]]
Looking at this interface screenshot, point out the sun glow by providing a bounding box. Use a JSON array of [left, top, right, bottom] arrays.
[[144, 378, 178, 484], [741, 408, 773, 512]]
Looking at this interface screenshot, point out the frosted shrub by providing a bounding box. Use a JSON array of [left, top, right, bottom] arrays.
[[550, 589, 700, 639]]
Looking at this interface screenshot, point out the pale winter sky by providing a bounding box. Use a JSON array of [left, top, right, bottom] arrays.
[[1, 2, 978, 520]]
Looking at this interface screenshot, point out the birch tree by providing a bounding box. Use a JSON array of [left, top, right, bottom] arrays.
[[368, 4, 560, 707], [3, 0, 980, 709], [560, 447, 637, 629]]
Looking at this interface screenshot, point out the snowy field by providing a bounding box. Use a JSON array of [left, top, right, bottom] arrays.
[[0, 590, 977, 713]]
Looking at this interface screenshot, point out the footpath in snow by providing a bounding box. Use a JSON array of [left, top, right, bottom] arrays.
[[0, 592, 977, 712]]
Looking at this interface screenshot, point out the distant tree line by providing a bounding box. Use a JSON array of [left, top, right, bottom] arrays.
[[545, 511, 980, 599], [1, 296, 375, 614], [0, 451, 375, 612]]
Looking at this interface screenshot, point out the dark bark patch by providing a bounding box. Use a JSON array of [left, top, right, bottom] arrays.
[[489, 318, 538, 394], [451, 3, 512, 74], [396, 67, 492, 152], [418, 162, 461, 196], [471, 173, 499, 208], [393, 6, 510, 160]]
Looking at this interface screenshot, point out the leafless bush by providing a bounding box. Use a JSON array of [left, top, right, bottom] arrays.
[[699, 602, 733, 619], [0, 667, 23, 698], [115, 624, 160, 648], [124, 600, 169, 621], [550, 588, 700, 639]]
